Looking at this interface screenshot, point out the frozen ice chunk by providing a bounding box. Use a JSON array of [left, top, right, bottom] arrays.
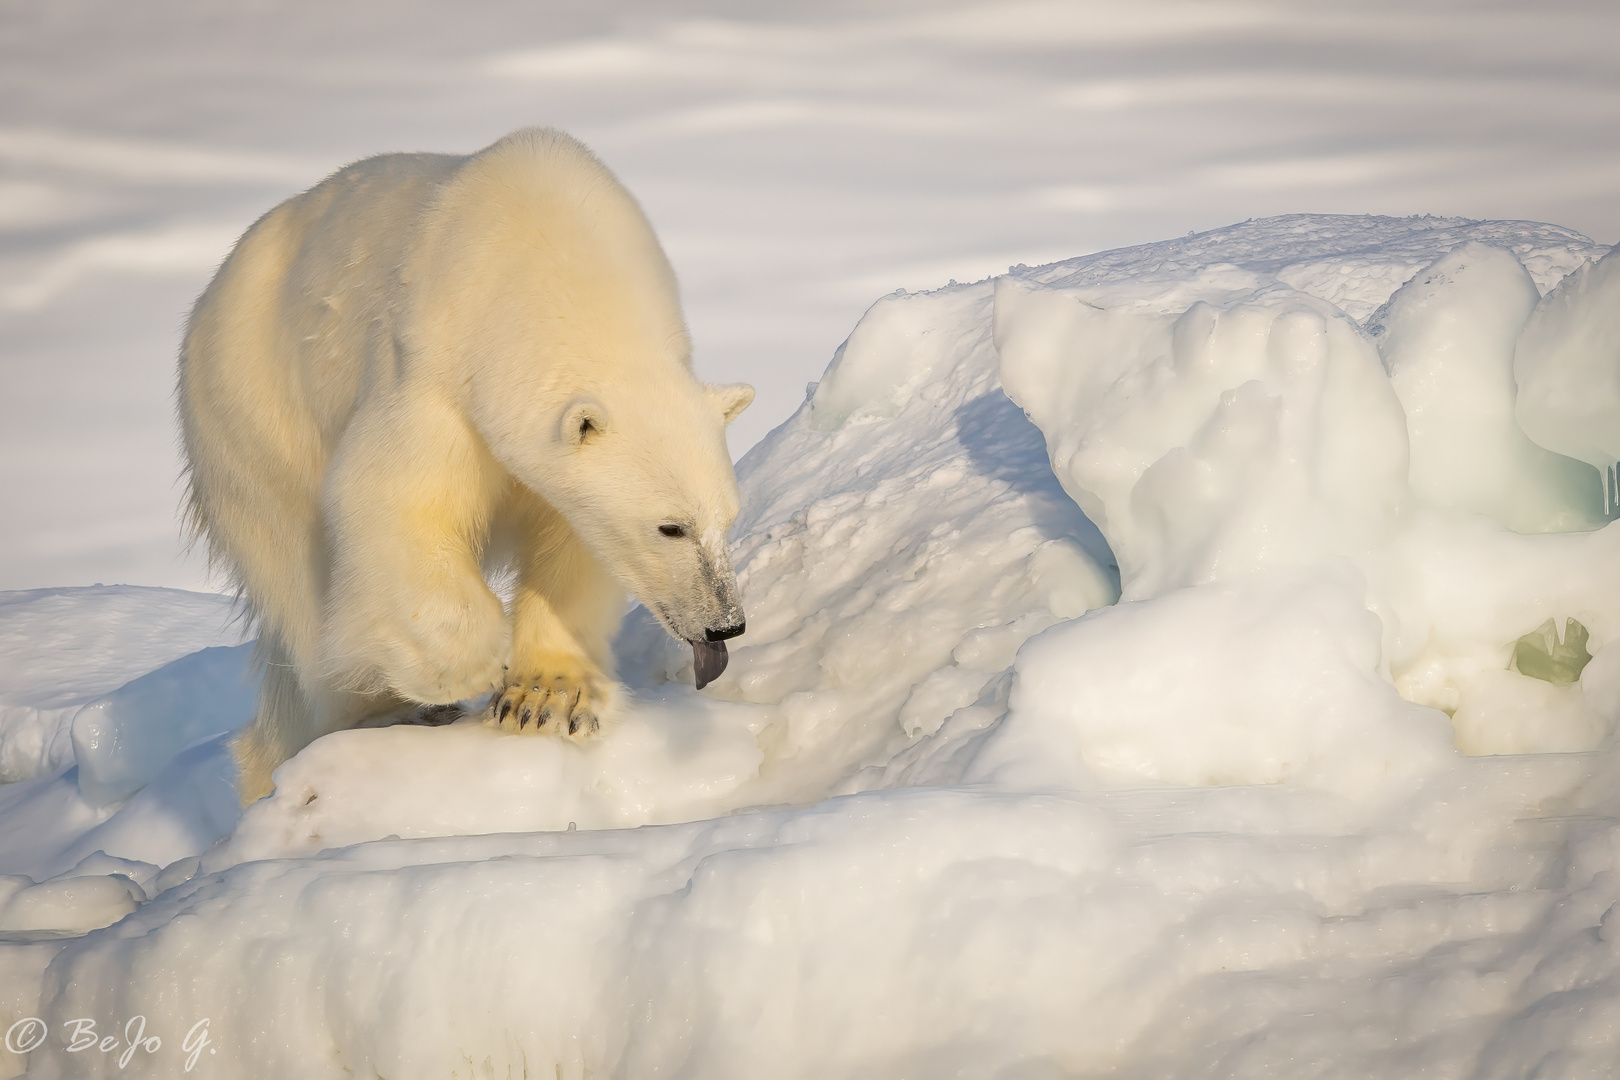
[[1515, 244, 1620, 487], [70, 643, 257, 807], [995, 280, 1408, 599], [1511, 617, 1592, 687], [1372, 243, 1603, 532]]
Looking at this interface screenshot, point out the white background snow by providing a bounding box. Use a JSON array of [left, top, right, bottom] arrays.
[[3, 0, 1620, 590], [4, 3, 1620, 1078]]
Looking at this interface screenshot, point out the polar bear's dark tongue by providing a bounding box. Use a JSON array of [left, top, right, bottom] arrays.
[[689, 638, 728, 690]]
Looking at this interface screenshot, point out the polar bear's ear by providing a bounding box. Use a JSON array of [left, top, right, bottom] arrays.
[[705, 382, 755, 426], [560, 398, 609, 447]]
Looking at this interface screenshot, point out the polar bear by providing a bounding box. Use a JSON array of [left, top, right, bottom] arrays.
[[179, 128, 754, 802]]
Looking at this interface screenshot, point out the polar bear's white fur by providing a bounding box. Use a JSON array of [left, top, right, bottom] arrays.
[[180, 129, 754, 802]]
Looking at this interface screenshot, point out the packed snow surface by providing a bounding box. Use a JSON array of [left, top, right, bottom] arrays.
[[3, 214, 1620, 1078]]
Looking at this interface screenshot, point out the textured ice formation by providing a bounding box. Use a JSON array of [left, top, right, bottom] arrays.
[[1515, 243, 1620, 508], [1372, 242, 1602, 532]]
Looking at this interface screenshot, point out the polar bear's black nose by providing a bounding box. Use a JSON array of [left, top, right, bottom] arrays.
[[705, 622, 745, 642]]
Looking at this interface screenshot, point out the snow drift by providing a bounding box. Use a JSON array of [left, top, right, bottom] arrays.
[[2, 214, 1619, 1079]]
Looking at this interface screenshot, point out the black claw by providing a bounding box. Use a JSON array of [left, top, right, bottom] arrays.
[[498, 699, 513, 721], [568, 714, 580, 735], [519, 705, 533, 729]]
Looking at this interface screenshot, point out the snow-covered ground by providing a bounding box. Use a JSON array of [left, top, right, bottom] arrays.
[[7, 2, 1620, 1072], [2, 213, 1618, 1077], [4, 0, 1620, 590]]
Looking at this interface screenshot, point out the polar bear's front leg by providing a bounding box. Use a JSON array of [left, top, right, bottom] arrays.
[[320, 398, 511, 705], [494, 494, 624, 739]]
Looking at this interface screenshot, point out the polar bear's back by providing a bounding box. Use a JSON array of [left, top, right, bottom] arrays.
[[400, 129, 690, 385], [185, 151, 461, 448], [182, 128, 678, 475]]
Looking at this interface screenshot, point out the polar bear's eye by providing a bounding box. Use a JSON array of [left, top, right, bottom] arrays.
[[658, 524, 686, 538]]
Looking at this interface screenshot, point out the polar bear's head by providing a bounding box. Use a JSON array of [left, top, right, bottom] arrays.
[[512, 373, 755, 657], [425, 128, 758, 678]]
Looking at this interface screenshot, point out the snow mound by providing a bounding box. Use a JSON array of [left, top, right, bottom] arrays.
[[966, 569, 1455, 793], [5, 214, 1620, 1078], [71, 643, 255, 807], [615, 275, 1119, 812], [994, 215, 1620, 776]]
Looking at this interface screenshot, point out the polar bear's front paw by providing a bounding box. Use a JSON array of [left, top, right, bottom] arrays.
[[491, 658, 608, 739]]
